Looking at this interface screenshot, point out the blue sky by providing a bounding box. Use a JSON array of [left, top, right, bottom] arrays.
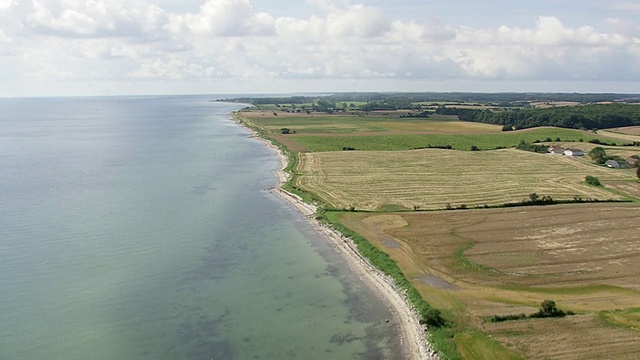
[[0, 0, 639, 97]]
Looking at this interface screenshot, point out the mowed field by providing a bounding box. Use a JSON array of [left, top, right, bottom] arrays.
[[338, 203, 640, 359], [238, 110, 624, 152], [239, 109, 501, 135], [295, 148, 638, 211], [601, 125, 640, 137]]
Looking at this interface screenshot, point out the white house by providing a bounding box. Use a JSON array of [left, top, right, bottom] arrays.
[[564, 149, 584, 156]]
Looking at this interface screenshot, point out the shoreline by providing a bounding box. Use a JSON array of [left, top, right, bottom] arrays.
[[232, 112, 438, 360]]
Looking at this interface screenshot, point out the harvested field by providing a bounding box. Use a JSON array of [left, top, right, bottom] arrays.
[[337, 203, 640, 359], [599, 127, 640, 141], [603, 181, 640, 199], [613, 126, 640, 136], [295, 148, 637, 211], [485, 314, 640, 360], [238, 109, 500, 135]]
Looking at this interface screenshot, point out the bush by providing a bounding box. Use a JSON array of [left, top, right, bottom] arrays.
[[420, 308, 447, 328], [585, 175, 602, 186], [488, 313, 527, 323]]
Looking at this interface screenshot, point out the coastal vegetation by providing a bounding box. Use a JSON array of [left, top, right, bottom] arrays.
[[233, 93, 640, 360]]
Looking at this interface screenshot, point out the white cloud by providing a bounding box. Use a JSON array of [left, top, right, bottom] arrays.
[[0, 0, 14, 11], [460, 16, 627, 47], [325, 3, 390, 38], [25, 0, 168, 38], [166, 0, 274, 36], [2, 0, 640, 96]]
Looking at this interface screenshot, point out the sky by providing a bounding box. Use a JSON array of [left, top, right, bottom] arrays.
[[0, 0, 639, 97]]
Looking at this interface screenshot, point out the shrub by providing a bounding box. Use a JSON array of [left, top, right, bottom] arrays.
[[585, 175, 602, 186], [420, 308, 447, 328]]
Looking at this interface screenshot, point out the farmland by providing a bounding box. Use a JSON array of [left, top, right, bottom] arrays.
[[613, 126, 640, 136], [295, 148, 638, 211], [239, 109, 500, 135], [235, 97, 640, 360], [238, 109, 621, 152], [337, 204, 640, 359], [289, 129, 595, 152]]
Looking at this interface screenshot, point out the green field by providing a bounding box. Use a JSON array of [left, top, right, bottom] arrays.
[[290, 128, 604, 151]]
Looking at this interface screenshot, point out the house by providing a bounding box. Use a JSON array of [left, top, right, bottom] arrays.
[[564, 148, 584, 156], [606, 159, 630, 168], [627, 157, 638, 167], [606, 160, 620, 168], [548, 145, 564, 154]]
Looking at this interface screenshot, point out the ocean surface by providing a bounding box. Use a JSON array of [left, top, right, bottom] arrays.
[[0, 95, 403, 359]]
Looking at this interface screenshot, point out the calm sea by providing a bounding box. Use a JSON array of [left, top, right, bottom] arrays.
[[0, 95, 403, 359]]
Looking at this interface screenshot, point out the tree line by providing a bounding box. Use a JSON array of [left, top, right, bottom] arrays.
[[435, 104, 640, 130]]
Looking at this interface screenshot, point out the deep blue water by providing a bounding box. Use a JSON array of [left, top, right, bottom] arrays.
[[0, 96, 402, 359]]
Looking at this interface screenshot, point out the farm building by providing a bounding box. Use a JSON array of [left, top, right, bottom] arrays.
[[564, 148, 584, 156], [548, 145, 564, 154], [627, 157, 638, 167], [606, 160, 630, 168]]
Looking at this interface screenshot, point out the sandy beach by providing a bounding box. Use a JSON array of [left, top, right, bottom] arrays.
[[234, 112, 439, 360]]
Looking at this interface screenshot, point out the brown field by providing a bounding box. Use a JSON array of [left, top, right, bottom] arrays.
[[239, 109, 502, 136], [597, 129, 640, 143], [485, 314, 640, 360], [338, 203, 640, 359], [295, 148, 638, 211], [603, 126, 640, 136], [603, 180, 640, 199]]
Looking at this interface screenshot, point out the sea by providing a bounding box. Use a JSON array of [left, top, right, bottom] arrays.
[[0, 95, 404, 359]]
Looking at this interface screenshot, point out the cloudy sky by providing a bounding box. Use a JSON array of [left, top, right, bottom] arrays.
[[1, 0, 639, 97]]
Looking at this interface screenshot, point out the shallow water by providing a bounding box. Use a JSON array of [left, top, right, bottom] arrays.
[[0, 96, 403, 359]]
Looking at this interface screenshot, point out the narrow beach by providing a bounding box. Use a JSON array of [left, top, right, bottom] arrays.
[[233, 112, 439, 360]]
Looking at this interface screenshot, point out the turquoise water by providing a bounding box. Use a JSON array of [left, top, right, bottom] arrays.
[[0, 96, 403, 359]]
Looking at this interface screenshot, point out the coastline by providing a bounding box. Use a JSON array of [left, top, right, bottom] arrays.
[[232, 111, 439, 360]]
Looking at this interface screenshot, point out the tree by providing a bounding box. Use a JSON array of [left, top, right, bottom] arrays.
[[537, 300, 565, 317], [529, 193, 539, 203], [588, 147, 607, 164]]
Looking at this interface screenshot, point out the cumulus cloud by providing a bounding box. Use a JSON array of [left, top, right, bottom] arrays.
[[459, 16, 628, 47], [25, 0, 168, 38], [2, 0, 640, 95], [275, 2, 391, 41], [166, 0, 274, 36]]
